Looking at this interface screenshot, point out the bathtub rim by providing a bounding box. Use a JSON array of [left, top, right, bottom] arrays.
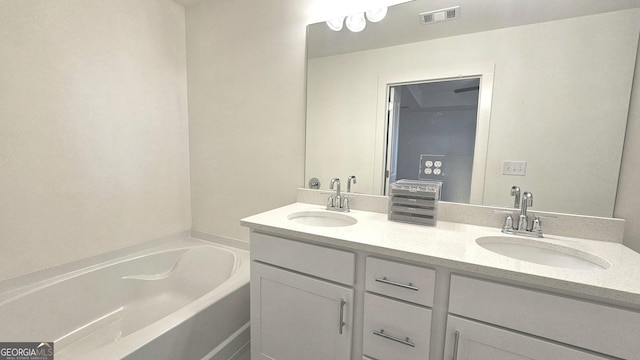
[[0, 234, 247, 305]]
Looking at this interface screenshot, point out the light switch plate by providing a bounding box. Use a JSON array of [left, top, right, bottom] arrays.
[[503, 161, 527, 176]]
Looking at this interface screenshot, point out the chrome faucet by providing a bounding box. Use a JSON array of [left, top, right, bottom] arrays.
[[327, 178, 350, 212], [518, 192, 533, 231], [500, 190, 543, 238], [347, 175, 357, 192], [510, 186, 521, 208]]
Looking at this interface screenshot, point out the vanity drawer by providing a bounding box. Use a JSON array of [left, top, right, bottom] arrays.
[[365, 257, 435, 306], [250, 232, 355, 285], [363, 293, 431, 360], [449, 275, 640, 359]]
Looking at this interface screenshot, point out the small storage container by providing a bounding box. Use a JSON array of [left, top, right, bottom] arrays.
[[388, 180, 441, 226]]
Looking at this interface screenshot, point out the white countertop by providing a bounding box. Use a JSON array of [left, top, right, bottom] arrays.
[[241, 202, 640, 308]]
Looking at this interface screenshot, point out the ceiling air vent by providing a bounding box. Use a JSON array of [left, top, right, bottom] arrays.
[[420, 6, 460, 25]]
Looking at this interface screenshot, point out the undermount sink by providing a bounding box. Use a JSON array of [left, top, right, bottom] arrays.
[[287, 210, 357, 227], [476, 236, 610, 270]]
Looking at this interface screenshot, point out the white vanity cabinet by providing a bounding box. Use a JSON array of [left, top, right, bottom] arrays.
[[446, 275, 640, 359], [250, 232, 355, 360], [247, 226, 640, 360], [362, 257, 435, 360]]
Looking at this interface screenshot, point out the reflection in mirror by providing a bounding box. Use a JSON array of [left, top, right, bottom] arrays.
[[384, 78, 480, 203], [305, 0, 640, 217]]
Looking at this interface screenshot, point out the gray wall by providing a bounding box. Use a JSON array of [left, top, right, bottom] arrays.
[[396, 109, 477, 203]]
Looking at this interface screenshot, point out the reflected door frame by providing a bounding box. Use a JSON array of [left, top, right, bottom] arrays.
[[374, 63, 495, 203]]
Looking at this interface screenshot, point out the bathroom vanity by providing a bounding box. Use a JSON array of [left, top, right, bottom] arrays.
[[241, 201, 640, 360]]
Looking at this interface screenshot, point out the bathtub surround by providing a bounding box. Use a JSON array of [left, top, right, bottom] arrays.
[[0, 0, 191, 282]]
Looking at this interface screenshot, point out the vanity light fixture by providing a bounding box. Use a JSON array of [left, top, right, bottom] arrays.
[[346, 12, 367, 32], [325, 7, 388, 33], [326, 16, 345, 31], [366, 7, 388, 23]]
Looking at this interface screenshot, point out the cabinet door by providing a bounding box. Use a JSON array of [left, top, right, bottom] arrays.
[[449, 275, 640, 359], [444, 315, 611, 360], [251, 261, 353, 360]]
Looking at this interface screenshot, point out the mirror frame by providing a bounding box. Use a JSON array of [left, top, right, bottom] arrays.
[[373, 63, 495, 201]]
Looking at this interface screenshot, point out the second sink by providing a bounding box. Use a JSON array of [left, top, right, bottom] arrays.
[[476, 236, 610, 270]]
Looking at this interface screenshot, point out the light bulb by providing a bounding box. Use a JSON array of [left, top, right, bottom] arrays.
[[326, 17, 345, 31], [366, 7, 388, 23], [346, 13, 366, 32]]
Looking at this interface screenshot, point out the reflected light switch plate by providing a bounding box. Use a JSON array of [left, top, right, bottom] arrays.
[[503, 161, 527, 176]]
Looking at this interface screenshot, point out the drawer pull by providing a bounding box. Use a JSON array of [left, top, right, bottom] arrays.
[[373, 329, 416, 348], [375, 277, 419, 291], [453, 331, 460, 360], [338, 298, 346, 334]]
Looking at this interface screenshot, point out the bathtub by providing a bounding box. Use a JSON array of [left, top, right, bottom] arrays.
[[0, 237, 250, 360]]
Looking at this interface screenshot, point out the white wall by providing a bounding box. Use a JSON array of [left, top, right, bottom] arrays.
[[0, 0, 191, 281], [185, 0, 308, 241], [306, 9, 640, 217], [616, 34, 640, 253]]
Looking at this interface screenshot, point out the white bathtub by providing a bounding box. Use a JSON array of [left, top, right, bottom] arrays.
[[0, 237, 250, 360]]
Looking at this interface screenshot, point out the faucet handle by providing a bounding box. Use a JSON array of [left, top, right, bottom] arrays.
[[493, 210, 515, 231], [532, 217, 542, 233], [326, 196, 334, 209], [530, 214, 556, 236], [343, 198, 350, 212], [503, 214, 514, 231]]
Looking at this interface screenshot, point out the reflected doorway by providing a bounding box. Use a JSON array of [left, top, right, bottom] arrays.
[[384, 78, 481, 202]]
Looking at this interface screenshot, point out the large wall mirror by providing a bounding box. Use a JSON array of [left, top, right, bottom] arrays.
[[305, 0, 640, 217]]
